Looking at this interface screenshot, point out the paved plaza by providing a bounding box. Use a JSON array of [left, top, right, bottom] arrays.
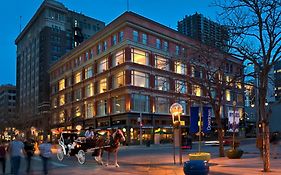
[[2, 140, 281, 175]]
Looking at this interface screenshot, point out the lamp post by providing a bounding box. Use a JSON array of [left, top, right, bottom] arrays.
[[170, 103, 183, 165], [232, 101, 237, 149]]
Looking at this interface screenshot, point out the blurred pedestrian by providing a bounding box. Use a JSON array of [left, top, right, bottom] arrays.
[[8, 135, 24, 175], [270, 132, 280, 159], [24, 138, 35, 173], [39, 138, 52, 175], [0, 141, 7, 174]]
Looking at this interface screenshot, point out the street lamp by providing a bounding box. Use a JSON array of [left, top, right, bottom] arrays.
[[170, 103, 183, 165]]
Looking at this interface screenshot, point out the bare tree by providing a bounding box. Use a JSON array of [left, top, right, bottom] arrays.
[[184, 44, 243, 157], [215, 0, 281, 171]]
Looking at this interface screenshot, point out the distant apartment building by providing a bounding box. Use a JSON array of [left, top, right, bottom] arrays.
[[177, 13, 229, 51], [0, 85, 16, 128], [49, 12, 244, 143], [15, 0, 105, 126]]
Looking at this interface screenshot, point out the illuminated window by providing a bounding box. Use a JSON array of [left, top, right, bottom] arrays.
[[59, 94, 65, 106], [112, 50, 124, 66], [59, 79, 65, 91], [75, 106, 81, 117], [85, 66, 93, 79], [131, 48, 149, 65], [85, 83, 94, 97], [131, 70, 149, 88], [85, 102, 94, 119], [192, 85, 201, 96], [226, 90, 231, 101], [175, 80, 187, 93], [97, 57, 108, 73], [236, 82, 242, 89], [112, 71, 125, 89], [59, 111, 65, 123], [155, 76, 169, 91], [175, 61, 187, 75], [112, 96, 125, 114], [155, 55, 169, 70], [98, 78, 107, 93], [276, 69, 281, 73], [74, 72, 82, 84]]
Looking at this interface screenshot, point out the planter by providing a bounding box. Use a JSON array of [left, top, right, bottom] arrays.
[[226, 149, 244, 159], [183, 160, 209, 175], [188, 152, 211, 162]]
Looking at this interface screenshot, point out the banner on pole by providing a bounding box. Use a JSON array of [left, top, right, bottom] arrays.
[[203, 107, 212, 133], [228, 110, 240, 132], [190, 107, 199, 133]]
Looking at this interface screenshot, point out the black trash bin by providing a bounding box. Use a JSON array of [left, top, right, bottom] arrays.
[[183, 160, 209, 175]]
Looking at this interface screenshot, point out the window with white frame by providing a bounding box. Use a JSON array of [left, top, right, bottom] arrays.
[[112, 50, 124, 66], [119, 31, 124, 42], [176, 45, 180, 55], [131, 94, 149, 112], [163, 41, 168, 51], [175, 80, 187, 93], [97, 43, 102, 54], [59, 94, 65, 106], [112, 96, 125, 113], [59, 79, 65, 91], [85, 102, 94, 119], [74, 72, 82, 84], [103, 41, 107, 51], [97, 99, 107, 116], [112, 71, 125, 89], [156, 38, 161, 49], [155, 76, 169, 91], [98, 78, 107, 93], [85, 83, 94, 97], [142, 33, 147, 44], [75, 106, 81, 117], [131, 70, 149, 88], [133, 30, 139, 42], [97, 57, 108, 73], [192, 85, 201, 96], [131, 48, 149, 65], [174, 61, 187, 75], [155, 97, 169, 113], [112, 34, 117, 45], [155, 55, 169, 70], [74, 88, 82, 101], [85, 66, 93, 79]]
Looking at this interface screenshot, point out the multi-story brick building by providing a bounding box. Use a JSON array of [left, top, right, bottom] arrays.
[[49, 12, 244, 143]]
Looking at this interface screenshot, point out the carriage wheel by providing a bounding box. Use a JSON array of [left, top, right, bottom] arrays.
[[57, 145, 64, 161], [77, 150, 86, 164]]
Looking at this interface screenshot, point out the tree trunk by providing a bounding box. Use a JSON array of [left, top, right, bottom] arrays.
[[263, 122, 270, 172], [215, 110, 225, 157], [259, 73, 270, 172]]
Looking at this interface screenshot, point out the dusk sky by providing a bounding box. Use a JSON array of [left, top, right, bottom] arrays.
[[0, 0, 220, 85]]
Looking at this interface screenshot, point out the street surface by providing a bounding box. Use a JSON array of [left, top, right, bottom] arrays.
[[3, 138, 281, 175]]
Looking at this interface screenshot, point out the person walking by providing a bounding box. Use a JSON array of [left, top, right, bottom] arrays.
[[0, 141, 7, 174], [39, 138, 52, 175], [8, 136, 24, 175], [24, 138, 35, 173]]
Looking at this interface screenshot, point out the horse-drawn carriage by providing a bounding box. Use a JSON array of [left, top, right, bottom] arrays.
[[56, 129, 125, 166]]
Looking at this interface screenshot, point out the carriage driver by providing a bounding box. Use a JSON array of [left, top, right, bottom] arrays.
[[85, 127, 95, 140]]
